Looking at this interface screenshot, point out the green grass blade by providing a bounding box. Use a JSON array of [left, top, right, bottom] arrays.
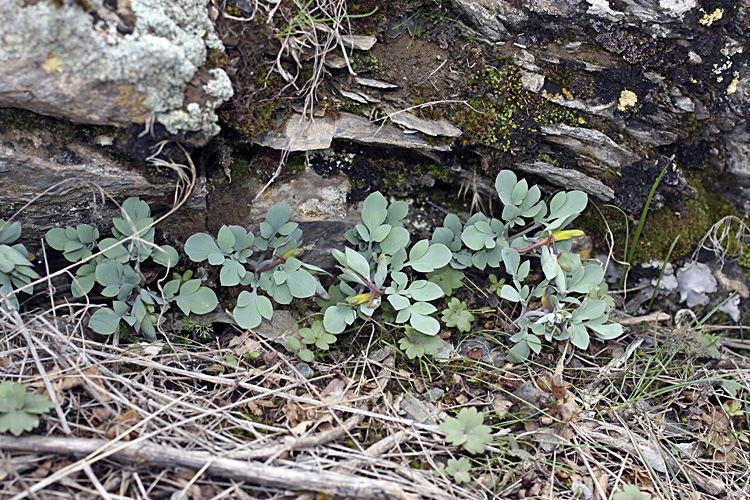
[[620, 158, 672, 289], [646, 234, 680, 313]]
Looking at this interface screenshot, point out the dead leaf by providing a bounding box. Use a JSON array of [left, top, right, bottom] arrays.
[[105, 408, 139, 440], [32, 460, 52, 478], [263, 351, 280, 368], [229, 331, 250, 348], [467, 347, 484, 361], [243, 400, 263, 417], [490, 393, 513, 418], [413, 377, 424, 393], [92, 407, 113, 423], [320, 378, 347, 399], [290, 420, 313, 435]]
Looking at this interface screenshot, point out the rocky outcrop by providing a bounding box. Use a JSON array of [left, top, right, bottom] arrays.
[[0, 0, 232, 140], [0, 111, 206, 253], [450, 0, 750, 211]]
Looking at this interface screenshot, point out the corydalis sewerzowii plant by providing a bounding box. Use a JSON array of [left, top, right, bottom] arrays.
[[46, 198, 218, 339], [322, 192, 452, 336], [185, 203, 327, 330], [431, 171, 622, 361], [0, 217, 36, 311]]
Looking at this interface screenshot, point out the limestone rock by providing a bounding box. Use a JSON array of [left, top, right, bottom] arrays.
[[255, 112, 452, 152], [0, 112, 206, 254], [383, 104, 462, 138], [540, 124, 638, 170], [250, 168, 358, 267], [516, 162, 614, 201], [0, 0, 232, 139]]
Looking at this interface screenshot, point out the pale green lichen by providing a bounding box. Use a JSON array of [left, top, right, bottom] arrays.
[[158, 68, 234, 136], [727, 78, 740, 95], [699, 8, 723, 26], [0, 0, 232, 137], [617, 90, 638, 111], [204, 69, 234, 99]]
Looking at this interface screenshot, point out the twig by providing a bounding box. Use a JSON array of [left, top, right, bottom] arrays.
[[227, 413, 364, 460], [0, 436, 412, 500]]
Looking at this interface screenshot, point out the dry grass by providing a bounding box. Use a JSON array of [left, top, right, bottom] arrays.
[[2, 286, 750, 500]]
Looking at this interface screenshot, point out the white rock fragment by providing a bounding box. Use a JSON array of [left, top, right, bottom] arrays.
[[719, 294, 742, 322], [324, 54, 348, 69], [354, 77, 399, 89], [338, 88, 369, 104], [659, 0, 697, 17], [340, 35, 377, 51], [676, 262, 718, 307], [673, 96, 696, 112], [520, 71, 545, 93], [384, 104, 462, 138]]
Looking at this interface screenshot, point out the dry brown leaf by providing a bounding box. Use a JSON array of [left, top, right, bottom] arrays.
[[490, 393, 513, 418], [467, 347, 484, 361], [290, 420, 313, 435], [175, 473, 203, 500], [320, 378, 347, 399], [229, 331, 262, 357], [558, 395, 580, 423], [413, 377, 424, 393], [228, 331, 251, 348], [105, 408, 139, 440], [91, 407, 113, 423], [243, 400, 264, 417], [32, 459, 52, 478]]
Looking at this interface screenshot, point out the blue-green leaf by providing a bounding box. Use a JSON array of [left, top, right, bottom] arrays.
[[541, 247, 561, 281], [152, 245, 179, 268], [184, 233, 221, 262], [324, 304, 356, 334], [285, 269, 318, 298], [233, 290, 273, 329], [89, 307, 125, 335], [587, 322, 623, 340], [387, 293, 410, 310], [0, 221, 22, 246], [495, 170, 518, 206], [344, 247, 371, 281], [500, 285, 521, 302], [512, 179, 528, 204], [409, 312, 440, 335], [387, 200, 409, 224], [361, 192, 387, 230], [502, 247, 520, 275], [263, 203, 294, 237], [406, 243, 452, 273], [217, 226, 236, 253], [381, 227, 410, 255], [176, 285, 218, 315], [220, 260, 246, 287], [404, 280, 444, 301], [569, 323, 589, 349]]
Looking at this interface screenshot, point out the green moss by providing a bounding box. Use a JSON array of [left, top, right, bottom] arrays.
[[381, 156, 450, 190], [452, 64, 578, 154], [580, 173, 745, 265], [351, 50, 382, 73], [540, 62, 596, 99], [222, 67, 284, 139], [284, 152, 307, 179], [536, 153, 559, 166]]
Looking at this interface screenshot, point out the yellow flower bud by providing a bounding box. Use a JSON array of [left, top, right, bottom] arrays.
[[551, 230, 584, 241], [283, 248, 304, 259], [347, 292, 373, 306]]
